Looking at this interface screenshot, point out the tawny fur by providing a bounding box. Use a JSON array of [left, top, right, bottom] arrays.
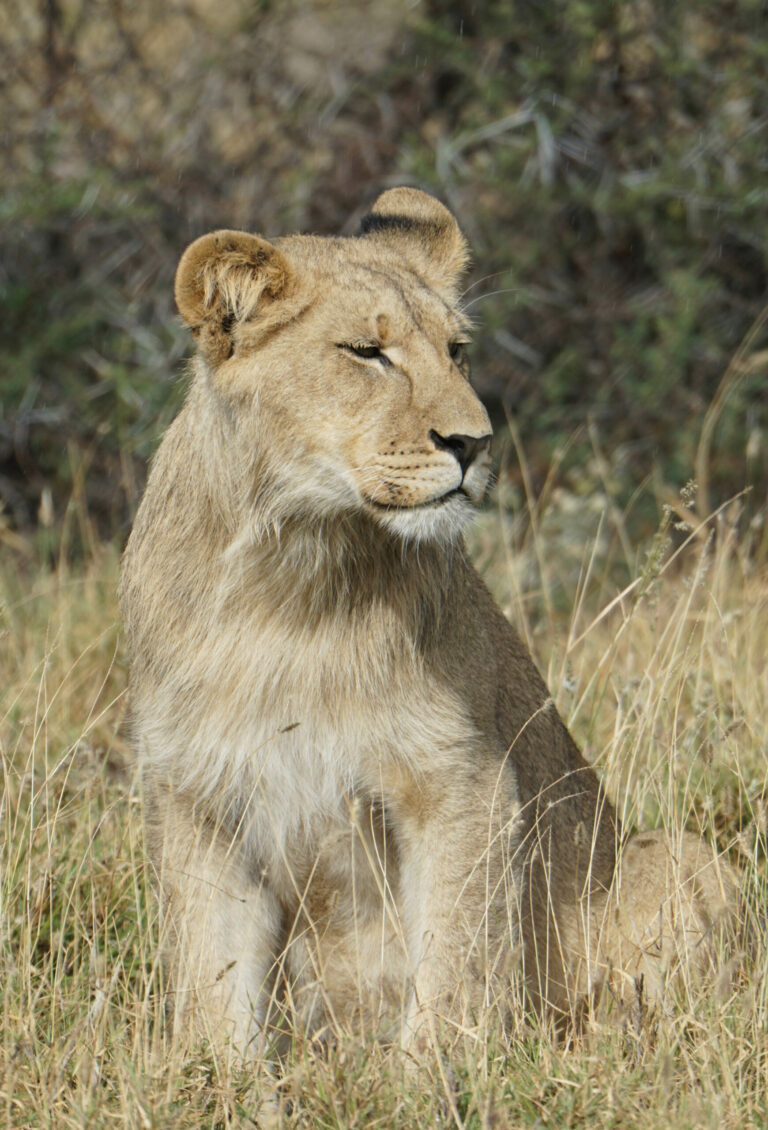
[[120, 188, 738, 1058]]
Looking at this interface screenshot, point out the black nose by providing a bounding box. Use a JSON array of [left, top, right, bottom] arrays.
[[429, 430, 492, 475]]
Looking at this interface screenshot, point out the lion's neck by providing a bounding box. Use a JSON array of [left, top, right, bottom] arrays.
[[161, 386, 462, 647], [221, 506, 459, 645]]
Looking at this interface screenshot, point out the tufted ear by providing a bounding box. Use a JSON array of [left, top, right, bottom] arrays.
[[174, 230, 294, 365], [359, 188, 469, 301]]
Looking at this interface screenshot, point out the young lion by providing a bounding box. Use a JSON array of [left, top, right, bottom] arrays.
[[121, 188, 737, 1057]]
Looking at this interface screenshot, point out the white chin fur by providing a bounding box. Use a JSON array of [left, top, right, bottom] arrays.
[[375, 495, 476, 545]]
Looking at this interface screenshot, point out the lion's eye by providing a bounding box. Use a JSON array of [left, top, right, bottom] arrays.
[[449, 341, 468, 364], [339, 343, 391, 366]]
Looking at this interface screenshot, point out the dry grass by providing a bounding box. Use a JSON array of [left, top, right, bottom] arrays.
[[1, 482, 766, 1128]]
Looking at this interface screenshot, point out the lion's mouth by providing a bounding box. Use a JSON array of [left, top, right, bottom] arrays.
[[364, 487, 468, 512]]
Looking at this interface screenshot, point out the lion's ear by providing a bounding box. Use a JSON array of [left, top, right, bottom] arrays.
[[174, 230, 294, 365], [359, 188, 469, 301]]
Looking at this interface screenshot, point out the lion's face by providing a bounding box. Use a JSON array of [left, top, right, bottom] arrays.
[[174, 190, 493, 543]]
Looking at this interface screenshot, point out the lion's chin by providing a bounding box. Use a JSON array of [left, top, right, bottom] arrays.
[[371, 492, 477, 545]]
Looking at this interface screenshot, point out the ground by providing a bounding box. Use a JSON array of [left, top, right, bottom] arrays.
[[1, 479, 766, 1129]]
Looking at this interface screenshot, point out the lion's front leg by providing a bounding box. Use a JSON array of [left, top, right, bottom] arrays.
[[144, 782, 282, 1060], [391, 760, 523, 1054]]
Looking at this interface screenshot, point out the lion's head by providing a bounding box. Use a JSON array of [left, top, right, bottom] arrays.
[[174, 188, 492, 543]]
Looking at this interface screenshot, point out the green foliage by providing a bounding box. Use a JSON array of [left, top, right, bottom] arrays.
[[407, 0, 768, 504], [2, 0, 767, 538], [0, 166, 186, 534]]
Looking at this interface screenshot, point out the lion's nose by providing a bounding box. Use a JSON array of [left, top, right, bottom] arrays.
[[428, 430, 492, 475]]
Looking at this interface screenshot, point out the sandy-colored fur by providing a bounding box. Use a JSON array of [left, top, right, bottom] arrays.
[[120, 188, 738, 1058]]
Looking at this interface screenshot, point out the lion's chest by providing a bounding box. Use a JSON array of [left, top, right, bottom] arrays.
[[136, 608, 478, 862]]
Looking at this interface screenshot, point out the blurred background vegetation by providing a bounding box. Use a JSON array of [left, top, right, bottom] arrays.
[[2, 0, 767, 547]]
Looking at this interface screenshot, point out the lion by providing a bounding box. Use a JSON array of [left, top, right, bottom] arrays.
[[120, 188, 738, 1059]]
